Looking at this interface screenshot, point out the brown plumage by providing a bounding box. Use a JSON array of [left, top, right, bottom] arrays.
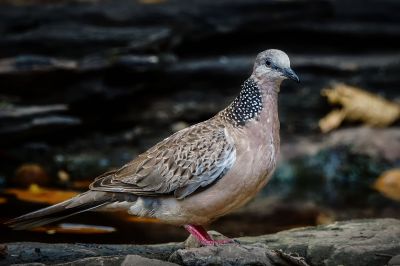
[[90, 119, 236, 200], [6, 49, 299, 245]]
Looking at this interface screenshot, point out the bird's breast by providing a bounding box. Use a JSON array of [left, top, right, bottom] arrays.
[[234, 116, 280, 187], [173, 116, 280, 224]]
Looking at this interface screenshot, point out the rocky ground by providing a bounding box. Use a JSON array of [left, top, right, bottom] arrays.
[[1, 219, 399, 266]]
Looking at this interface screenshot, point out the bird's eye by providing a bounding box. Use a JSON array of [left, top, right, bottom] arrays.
[[265, 60, 271, 66]]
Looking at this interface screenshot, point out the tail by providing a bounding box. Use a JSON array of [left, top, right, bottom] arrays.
[[5, 191, 113, 230]]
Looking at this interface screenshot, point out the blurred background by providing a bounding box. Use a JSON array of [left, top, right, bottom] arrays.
[[0, 0, 399, 244]]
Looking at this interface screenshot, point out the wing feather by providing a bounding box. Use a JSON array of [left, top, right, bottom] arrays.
[[90, 120, 236, 199]]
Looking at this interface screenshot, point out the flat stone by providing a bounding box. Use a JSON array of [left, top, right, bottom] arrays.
[[389, 255, 400, 266], [56, 256, 124, 266], [2, 219, 399, 266], [241, 218, 400, 266], [122, 255, 178, 266], [169, 243, 294, 266]]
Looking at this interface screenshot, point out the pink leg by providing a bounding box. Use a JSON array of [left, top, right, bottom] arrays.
[[183, 224, 236, 246]]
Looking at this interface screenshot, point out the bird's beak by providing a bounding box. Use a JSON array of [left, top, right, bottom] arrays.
[[283, 68, 300, 83]]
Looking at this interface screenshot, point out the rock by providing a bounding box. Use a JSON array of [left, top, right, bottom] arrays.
[[280, 127, 400, 162], [122, 255, 178, 266], [389, 255, 400, 266], [0, 104, 81, 145], [11, 256, 124, 266], [55, 256, 124, 266], [10, 255, 178, 266], [323, 127, 400, 162], [12, 263, 45, 266], [0, 104, 68, 119], [1, 242, 183, 266], [240, 218, 400, 266], [169, 243, 295, 266], [0, 56, 77, 74], [1, 219, 399, 266]]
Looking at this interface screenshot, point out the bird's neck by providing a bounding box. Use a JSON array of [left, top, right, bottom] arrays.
[[220, 77, 279, 127]]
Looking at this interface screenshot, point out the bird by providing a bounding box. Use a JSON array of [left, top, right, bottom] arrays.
[[6, 49, 299, 246]]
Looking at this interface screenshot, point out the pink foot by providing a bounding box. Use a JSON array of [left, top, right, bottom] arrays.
[[183, 224, 237, 246]]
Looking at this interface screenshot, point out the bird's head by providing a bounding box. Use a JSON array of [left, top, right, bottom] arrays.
[[252, 49, 299, 85]]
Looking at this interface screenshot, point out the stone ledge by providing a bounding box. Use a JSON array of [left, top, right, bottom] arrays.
[[1, 218, 399, 266]]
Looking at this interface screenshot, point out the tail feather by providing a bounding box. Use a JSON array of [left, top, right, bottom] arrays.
[[5, 191, 112, 230]]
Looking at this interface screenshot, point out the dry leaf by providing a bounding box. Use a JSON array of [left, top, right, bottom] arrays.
[[319, 109, 346, 133], [373, 169, 400, 201], [31, 223, 116, 234], [6, 184, 78, 205], [320, 84, 400, 132]]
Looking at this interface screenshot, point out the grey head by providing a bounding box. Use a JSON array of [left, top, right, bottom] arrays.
[[252, 49, 299, 84]]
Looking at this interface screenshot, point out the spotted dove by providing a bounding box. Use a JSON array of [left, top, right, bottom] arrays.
[[6, 49, 299, 245]]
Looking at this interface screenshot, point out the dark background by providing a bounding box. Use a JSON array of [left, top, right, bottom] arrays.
[[0, 0, 399, 244]]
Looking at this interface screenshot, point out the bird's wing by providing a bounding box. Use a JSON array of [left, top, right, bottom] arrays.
[[89, 121, 236, 199]]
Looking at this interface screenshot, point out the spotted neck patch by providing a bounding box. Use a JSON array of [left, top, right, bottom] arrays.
[[222, 78, 263, 126]]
